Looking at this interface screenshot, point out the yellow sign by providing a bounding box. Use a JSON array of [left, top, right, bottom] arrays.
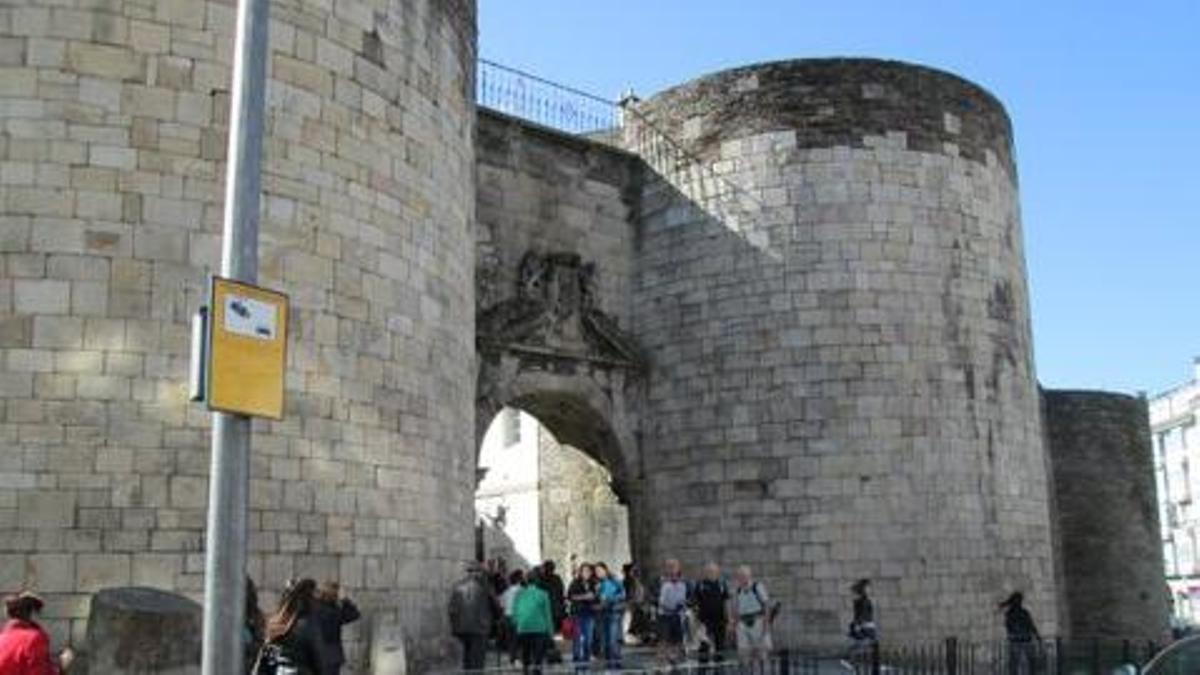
[[207, 277, 288, 419]]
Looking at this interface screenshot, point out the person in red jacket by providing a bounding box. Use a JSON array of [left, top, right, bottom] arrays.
[[0, 592, 74, 674]]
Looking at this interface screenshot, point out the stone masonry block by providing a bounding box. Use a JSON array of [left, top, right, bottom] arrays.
[[28, 553, 76, 592], [66, 43, 143, 81], [75, 553, 131, 591], [169, 476, 207, 510], [18, 491, 75, 528], [14, 279, 70, 314], [32, 316, 83, 348]]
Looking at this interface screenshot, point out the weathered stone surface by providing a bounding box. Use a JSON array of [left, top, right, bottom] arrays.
[[0, 0, 478, 666], [1044, 389, 1170, 641], [623, 58, 1055, 644], [0, 9, 1162, 662], [82, 586, 201, 674]]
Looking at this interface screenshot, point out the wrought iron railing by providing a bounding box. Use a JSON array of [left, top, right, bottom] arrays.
[[477, 58, 621, 135]]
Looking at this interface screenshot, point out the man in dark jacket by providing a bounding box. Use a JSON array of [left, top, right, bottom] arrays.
[[449, 561, 500, 670], [314, 581, 360, 674], [1001, 591, 1041, 675], [692, 562, 731, 670], [541, 560, 566, 633]]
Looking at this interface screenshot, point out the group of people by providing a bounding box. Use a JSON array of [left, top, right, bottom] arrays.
[[243, 577, 361, 675], [0, 567, 1038, 675], [653, 559, 780, 669], [448, 556, 792, 672]]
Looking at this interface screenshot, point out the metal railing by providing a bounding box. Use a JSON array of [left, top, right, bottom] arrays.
[[473, 60, 763, 228], [477, 58, 621, 135], [435, 637, 1165, 675]]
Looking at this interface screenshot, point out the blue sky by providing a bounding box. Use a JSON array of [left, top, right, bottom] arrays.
[[479, 1, 1199, 395]]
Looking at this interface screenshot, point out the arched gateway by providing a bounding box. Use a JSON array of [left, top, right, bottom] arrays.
[[475, 249, 648, 562]]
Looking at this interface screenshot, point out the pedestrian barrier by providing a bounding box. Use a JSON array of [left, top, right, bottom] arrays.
[[433, 637, 1163, 675]]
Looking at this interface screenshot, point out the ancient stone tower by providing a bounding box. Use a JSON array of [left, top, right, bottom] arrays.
[[0, 0, 477, 665], [622, 60, 1057, 641]]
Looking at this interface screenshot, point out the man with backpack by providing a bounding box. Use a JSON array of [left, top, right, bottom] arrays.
[[732, 566, 776, 667], [691, 562, 731, 671]]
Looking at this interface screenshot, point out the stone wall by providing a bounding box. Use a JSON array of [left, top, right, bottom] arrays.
[[538, 424, 630, 570], [1044, 389, 1170, 640], [474, 109, 645, 551], [0, 0, 477, 667], [623, 58, 1057, 644]]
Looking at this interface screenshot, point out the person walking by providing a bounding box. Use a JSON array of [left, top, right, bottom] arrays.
[[657, 558, 689, 666], [692, 562, 731, 671], [513, 568, 555, 675], [313, 581, 360, 674], [732, 566, 773, 668], [847, 578, 878, 674], [1001, 592, 1041, 675], [448, 562, 500, 671], [595, 563, 626, 670], [567, 563, 598, 668], [621, 563, 649, 644], [499, 569, 526, 665], [262, 578, 329, 674], [0, 591, 74, 674], [542, 560, 567, 635]]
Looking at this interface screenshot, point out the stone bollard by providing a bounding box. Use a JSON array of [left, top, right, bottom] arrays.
[[83, 587, 202, 675], [369, 614, 408, 675]]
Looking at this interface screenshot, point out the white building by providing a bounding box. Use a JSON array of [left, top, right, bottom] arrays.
[[1152, 358, 1200, 625], [476, 408, 543, 566]]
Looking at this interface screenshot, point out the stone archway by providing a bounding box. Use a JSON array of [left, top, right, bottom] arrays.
[[475, 251, 648, 563]]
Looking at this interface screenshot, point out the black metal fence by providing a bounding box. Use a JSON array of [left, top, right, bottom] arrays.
[[859, 637, 1159, 674], [477, 59, 621, 135], [436, 637, 1164, 674]]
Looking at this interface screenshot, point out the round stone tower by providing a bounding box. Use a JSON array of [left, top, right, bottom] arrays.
[[625, 59, 1058, 643], [0, 0, 476, 666], [1044, 390, 1169, 641]]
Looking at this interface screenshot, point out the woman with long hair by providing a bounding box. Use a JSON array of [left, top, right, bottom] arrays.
[[566, 563, 598, 668], [243, 578, 265, 674], [259, 578, 329, 674]]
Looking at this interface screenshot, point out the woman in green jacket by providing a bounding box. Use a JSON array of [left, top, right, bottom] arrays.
[[512, 569, 554, 674]]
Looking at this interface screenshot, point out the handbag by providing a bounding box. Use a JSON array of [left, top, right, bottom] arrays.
[[561, 616, 579, 640], [252, 642, 299, 675], [251, 642, 280, 675]]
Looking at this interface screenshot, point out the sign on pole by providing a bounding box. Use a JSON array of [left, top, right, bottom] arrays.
[[206, 276, 288, 420]]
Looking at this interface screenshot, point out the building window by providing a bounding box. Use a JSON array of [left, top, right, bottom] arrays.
[[504, 408, 521, 446], [1182, 457, 1193, 504]]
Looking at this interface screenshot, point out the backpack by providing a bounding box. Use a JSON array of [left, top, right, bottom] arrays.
[[741, 582, 782, 624]]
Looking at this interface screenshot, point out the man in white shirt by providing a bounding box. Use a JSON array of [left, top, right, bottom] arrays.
[[732, 565, 772, 665], [657, 558, 689, 665]]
